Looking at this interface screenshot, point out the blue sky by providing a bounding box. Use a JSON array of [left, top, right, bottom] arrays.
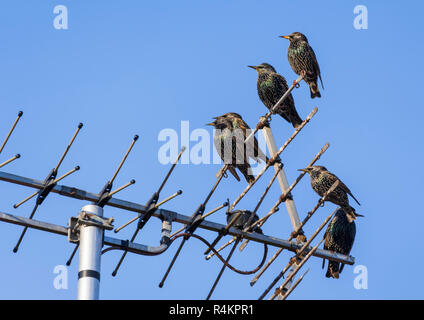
[[0, 1, 423, 300]]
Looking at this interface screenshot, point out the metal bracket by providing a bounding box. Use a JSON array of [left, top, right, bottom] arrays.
[[159, 209, 177, 223], [68, 210, 114, 243]]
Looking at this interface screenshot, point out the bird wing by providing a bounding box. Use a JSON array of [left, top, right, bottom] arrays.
[[252, 136, 268, 163], [335, 175, 361, 206], [339, 222, 356, 274], [228, 166, 241, 182], [269, 75, 293, 120], [308, 45, 324, 89], [232, 129, 250, 167], [273, 74, 294, 106], [213, 130, 241, 182], [273, 74, 303, 126], [324, 171, 360, 205], [231, 117, 268, 164]]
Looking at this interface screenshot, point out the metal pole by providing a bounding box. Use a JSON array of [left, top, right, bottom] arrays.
[[262, 126, 301, 231], [77, 204, 104, 300]]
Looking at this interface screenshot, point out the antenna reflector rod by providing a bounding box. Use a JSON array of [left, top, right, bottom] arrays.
[[109, 135, 139, 185], [114, 190, 182, 233], [0, 110, 23, 155], [157, 146, 186, 195], [0, 154, 21, 169], [169, 200, 229, 238], [108, 179, 136, 198], [54, 123, 83, 173], [66, 244, 79, 266], [13, 166, 81, 209]]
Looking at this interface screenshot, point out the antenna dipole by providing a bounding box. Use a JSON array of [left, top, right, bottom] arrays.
[[158, 165, 229, 288], [66, 134, 139, 267], [0, 111, 23, 155], [111, 147, 186, 277], [12, 123, 83, 253]]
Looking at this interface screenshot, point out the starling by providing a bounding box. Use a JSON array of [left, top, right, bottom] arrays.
[[322, 208, 356, 279], [223, 112, 270, 163], [226, 210, 263, 234], [207, 113, 268, 184], [249, 63, 303, 128], [299, 165, 362, 220], [280, 32, 323, 99]]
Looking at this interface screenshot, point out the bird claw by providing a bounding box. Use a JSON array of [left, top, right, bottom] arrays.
[[268, 156, 282, 167], [280, 191, 293, 203], [256, 116, 270, 130], [296, 233, 307, 243], [293, 80, 300, 88], [274, 287, 286, 296]]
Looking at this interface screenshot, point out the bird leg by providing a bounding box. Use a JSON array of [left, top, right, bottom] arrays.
[[256, 116, 270, 130], [273, 287, 287, 297], [294, 70, 306, 88], [267, 155, 282, 167], [217, 166, 228, 179], [279, 191, 293, 202], [290, 229, 306, 242]]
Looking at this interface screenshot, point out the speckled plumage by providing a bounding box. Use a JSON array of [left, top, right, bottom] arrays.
[[281, 32, 323, 98], [226, 210, 263, 234], [208, 113, 268, 184], [249, 63, 303, 128], [322, 208, 356, 279], [301, 165, 361, 220]]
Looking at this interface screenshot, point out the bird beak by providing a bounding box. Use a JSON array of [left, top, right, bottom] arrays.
[[248, 65, 258, 70], [297, 168, 307, 173], [280, 35, 290, 40], [206, 122, 215, 126]]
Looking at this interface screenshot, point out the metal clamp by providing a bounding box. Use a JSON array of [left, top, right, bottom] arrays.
[[68, 210, 114, 243]]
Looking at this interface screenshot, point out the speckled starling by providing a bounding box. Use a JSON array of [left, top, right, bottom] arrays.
[[280, 32, 323, 99], [322, 208, 356, 279], [299, 166, 362, 220], [226, 210, 263, 234], [249, 63, 303, 128], [208, 113, 268, 184]]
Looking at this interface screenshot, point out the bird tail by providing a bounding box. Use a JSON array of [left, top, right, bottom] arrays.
[[319, 74, 324, 90], [309, 81, 321, 99], [283, 108, 303, 129], [350, 193, 361, 206], [245, 174, 255, 184], [237, 164, 255, 184], [291, 114, 303, 129], [326, 261, 340, 279], [228, 166, 241, 182]]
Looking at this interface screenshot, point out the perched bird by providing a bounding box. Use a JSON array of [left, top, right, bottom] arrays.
[[249, 63, 303, 128], [280, 32, 323, 98], [207, 113, 268, 184], [223, 112, 270, 163], [322, 208, 356, 279], [298, 165, 362, 220], [226, 210, 263, 234]]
